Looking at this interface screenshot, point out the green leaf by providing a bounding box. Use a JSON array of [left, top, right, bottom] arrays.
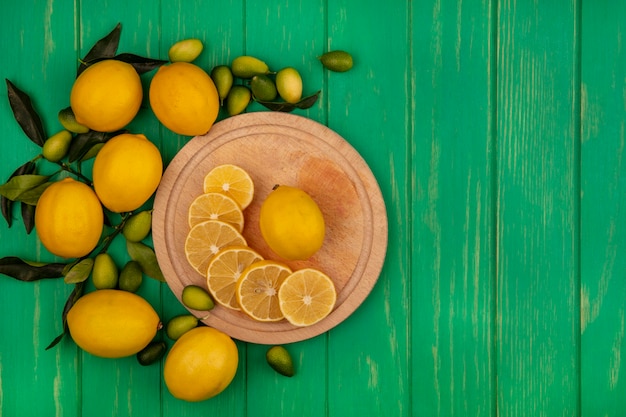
[[256, 90, 321, 112], [127, 241, 166, 282], [0, 174, 50, 202], [64, 258, 94, 284], [46, 282, 85, 350], [5, 79, 46, 146], [112, 53, 168, 75], [67, 130, 125, 162], [77, 23, 121, 76], [20, 202, 35, 234], [17, 181, 53, 206], [0, 257, 66, 281], [1, 160, 36, 227]]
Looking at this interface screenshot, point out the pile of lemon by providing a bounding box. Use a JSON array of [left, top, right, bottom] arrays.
[[184, 164, 337, 327]]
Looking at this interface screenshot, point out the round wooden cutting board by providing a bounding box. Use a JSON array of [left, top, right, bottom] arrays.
[[152, 112, 388, 344]]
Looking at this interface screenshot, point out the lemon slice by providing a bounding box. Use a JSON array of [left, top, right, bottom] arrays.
[[184, 220, 247, 276], [203, 164, 254, 210], [278, 268, 337, 327], [236, 260, 292, 322], [188, 192, 245, 232], [207, 245, 264, 310]]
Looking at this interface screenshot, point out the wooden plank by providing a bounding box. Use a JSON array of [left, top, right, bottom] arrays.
[[73, 7, 163, 417], [412, 0, 496, 415], [496, 0, 580, 414], [241, 2, 329, 416], [0, 2, 79, 416], [156, 1, 247, 415], [324, 0, 410, 415], [580, 3, 626, 415]]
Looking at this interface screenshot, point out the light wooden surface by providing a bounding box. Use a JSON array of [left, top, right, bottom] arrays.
[[1, 1, 625, 416], [152, 112, 388, 344]]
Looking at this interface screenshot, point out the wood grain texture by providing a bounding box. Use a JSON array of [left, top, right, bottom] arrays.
[[580, 3, 626, 416], [496, 0, 580, 415], [412, 0, 496, 415], [152, 112, 388, 344], [2, 1, 626, 416]]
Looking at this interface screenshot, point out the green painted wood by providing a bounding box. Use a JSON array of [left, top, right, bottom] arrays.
[[412, 0, 496, 415], [496, 0, 580, 415], [2, 1, 626, 416], [325, 1, 410, 416], [580, 3, 626, 416], [0, 2, 79, 416], [243, 3, 328, 416]]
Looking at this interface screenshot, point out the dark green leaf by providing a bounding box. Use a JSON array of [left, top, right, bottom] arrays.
[[77, 23, 122, 76], [64, 258, 94, 284], [113, 53, 168, 74], [256, 90, 321, 112], [5, 79, 46, 146], [0, 174, 50, 202], [21, 202, 35, 234], [17, 181, 53, 206], [1, 161, 36, 227], [46, 282, 85, 350], [0, 257, 66, 281], [127, 241, 166, 282], [67, 130, 125, 162]]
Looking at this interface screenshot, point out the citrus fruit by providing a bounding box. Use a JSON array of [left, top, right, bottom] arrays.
[[210, 65, 234, 105], [122, 210, 153, 242], [278, 268, 337, 327], [266, 345, 295, 377], [188, 192, 244, 232], [235, 260, 292, 322], [137, 341, 167, 366], [164, 326, 239, 402], [66, 289, 161, 358], [92, 253, 118, 289], [166, 314, 199, 340], [259, 185, 325, 260], [149, 62, 219, 136], [182, 285, 215, 311], [276, 67, 303, 103], [226, 85, 251, 116], [92, 133, 163, 213], [42, 130, 72, 162], [250, 74, 277, 101], [118, 260, 143, 293], [168, 38, 203, 63], [35, 177, 103, 258], [203, 164, 254, 210], [184, 220, 247, 276], [70, 59, 142, 132], [58, 106, 89, 134], [231, 55, 269, 78], [318, 50, 354, 72], [206, 245, 264, 311]]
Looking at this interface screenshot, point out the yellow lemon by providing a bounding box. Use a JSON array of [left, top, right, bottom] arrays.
[[149, 62, 220, 136], [259, 185, 325, 260], [92, 133, 163, 213], [164, 326, 238, 402], [70, 59, 142, 132], [35, 177, 103, 258], [66, 289, 161, 358]]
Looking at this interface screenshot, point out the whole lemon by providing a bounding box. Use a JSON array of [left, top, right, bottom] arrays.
[[92, 133, 163, 213], [67, 289, 161, 358], [70, 59, 142, 132], [259, 185, 325, 260], [35, 177, 103, 258], [164, 326, 238, 402], [149, 62, 219, 136]]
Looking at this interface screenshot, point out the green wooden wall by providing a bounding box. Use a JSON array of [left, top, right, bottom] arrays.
[[1, 1, 624, 416]]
